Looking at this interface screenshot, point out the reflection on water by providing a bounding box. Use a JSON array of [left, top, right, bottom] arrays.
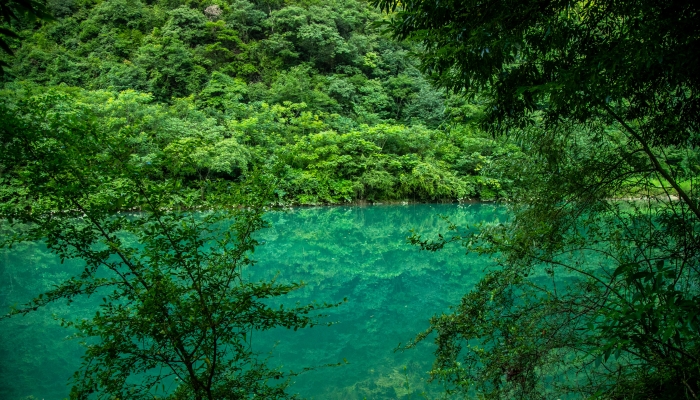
[[0, 203, 505, 399]]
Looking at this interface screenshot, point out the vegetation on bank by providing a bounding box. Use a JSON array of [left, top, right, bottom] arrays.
[[0, 1, 521, 398], [2, 0, 700, 399], [1, 83, 523, 205], [1, 0, 523, 205]]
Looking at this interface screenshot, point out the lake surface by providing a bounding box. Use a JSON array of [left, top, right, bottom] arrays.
[[0, 203, 506, 399]]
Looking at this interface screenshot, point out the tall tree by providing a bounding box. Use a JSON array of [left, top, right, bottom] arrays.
[[373, 0, 700, 211], [0, 89, 339, 399], [374, 0, 700, 398]]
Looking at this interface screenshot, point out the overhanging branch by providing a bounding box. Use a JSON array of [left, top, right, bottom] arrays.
[[601, 103, 700, 222]]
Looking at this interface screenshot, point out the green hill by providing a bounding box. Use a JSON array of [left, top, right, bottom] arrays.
[[1, 0, 522, 204]]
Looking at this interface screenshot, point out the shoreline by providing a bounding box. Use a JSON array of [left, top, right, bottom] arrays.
[[282, 197, 493, 208]]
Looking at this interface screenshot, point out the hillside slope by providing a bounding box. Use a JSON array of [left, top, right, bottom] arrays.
[[2, 0, 524, 203]]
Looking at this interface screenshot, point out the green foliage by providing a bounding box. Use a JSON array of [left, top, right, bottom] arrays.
[[4, 0, 700, 398], [3, 0, 523, 203], [7, 0, 448, 124], [373, 0, 700, 147], [376, 0, 700, 397], [0, 0, 52, 72], [3, 82, 519, 206], [0, 88, 340, 399]]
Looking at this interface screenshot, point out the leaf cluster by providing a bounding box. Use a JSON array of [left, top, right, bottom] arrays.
[[0, 87, 341, 399], [373, 0, 700, 397], [373, 0, 700, 148]]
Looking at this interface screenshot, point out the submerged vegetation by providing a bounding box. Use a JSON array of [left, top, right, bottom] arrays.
[[1, 0, 700, 398]]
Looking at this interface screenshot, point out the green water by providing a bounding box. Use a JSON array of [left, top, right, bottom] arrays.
[[0, 203, 505, 400]]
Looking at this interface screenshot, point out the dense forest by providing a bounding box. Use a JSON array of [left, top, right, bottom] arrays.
[[1, 0, 524, 205], [1, 0, 700, 399]]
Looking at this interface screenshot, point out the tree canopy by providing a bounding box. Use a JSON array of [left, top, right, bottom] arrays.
[[0, 0, 528, 204], [3, 0, 700, 398], [374, 0, 700, 398], [374, 0, 700, 213], [0, 89, 345, 399], [374, 0, 700, 143]]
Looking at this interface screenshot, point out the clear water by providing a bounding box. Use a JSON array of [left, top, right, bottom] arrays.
[[0, 203, 506, 400]]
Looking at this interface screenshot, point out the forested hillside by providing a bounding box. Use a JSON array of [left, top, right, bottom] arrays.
[[3, 0, 700, 399], [1, 0, 523, 204]]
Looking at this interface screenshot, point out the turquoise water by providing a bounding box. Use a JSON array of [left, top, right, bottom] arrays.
[[0, 204, 506, 399]]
